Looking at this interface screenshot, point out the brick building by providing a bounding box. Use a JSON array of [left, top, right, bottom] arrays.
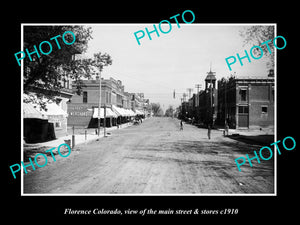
[[217, 71, 274, 129], [67, 76, 136, 128], [179, 67, 275, 130]]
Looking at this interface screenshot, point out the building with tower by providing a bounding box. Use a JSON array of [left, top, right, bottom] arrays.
[[179, 66, 275, 130], [197, 68, 218, 126], [179, 67, 218, 127]]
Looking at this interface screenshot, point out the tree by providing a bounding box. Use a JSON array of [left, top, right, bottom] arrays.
[[156, 108, 164, 117], [239, 25, 275, 69], [24, 26, 91, 90], [165, 105, 174, 117], [151, 103, 163, 116], [73, 52, 113, 96], [23, 25, 112, 109]]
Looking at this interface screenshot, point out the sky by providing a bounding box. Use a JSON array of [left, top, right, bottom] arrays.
[[82, 24, 273, 111]]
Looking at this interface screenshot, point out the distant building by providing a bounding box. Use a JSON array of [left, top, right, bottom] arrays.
[[180, 68, 218, 126], [131, 93, 150, 116], [217, 71, 274, 129], [67, 76, 136, 128]]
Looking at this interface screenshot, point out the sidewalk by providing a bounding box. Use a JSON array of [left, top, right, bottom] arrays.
[[218, 128, 275, 146], [24, 122, 134, 149], [229, 128, 274, 136]]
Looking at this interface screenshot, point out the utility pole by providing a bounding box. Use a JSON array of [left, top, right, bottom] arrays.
[[195, 84, 201, 93], [224, 80, 227, 125], [210, 76, 213, 110], [97, 71, 102, 137], [182, 93, 187, 102], [187, 88, 193, 99], [104, 101, 107, 137]]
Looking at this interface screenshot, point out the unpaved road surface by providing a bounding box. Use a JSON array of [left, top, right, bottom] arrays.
[[24, 117, 274, 194]]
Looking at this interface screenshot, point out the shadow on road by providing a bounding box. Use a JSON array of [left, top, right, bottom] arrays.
[[226, 134, 274, 146]]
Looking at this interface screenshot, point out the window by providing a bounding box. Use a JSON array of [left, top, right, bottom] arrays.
[[106, 92, 109, 104], [238, 106, 249, 114], [262, 106, 268, 114], [83, 91, 88, 103], [55, 122, 61, 128], [239, 89, 247, 101]]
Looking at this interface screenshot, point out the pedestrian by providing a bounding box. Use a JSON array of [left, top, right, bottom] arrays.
[[180, 120, 183, 131], [207, 124, 211, 139], [225, 122, 229, 136]]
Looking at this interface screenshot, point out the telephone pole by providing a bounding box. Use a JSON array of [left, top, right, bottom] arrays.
[[97, 71, 102, 137], [104, 101, 107, 137], [195, 84, 202, 93], [182, 93, 187, 102], [187, 88, 193, 99]]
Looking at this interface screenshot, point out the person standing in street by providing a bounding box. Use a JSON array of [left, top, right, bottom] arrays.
[[225, 121, 229, 136], [207, 124, 211, 139], [180, 120, 183, 131]]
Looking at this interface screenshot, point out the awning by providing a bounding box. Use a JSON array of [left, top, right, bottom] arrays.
[[92, 107, 118, 118], [125, 109, 136, 117], [23, 103, 48, 120], [23, 93, 68, 117], [111, 105, 136, 117], [111, 105, 123, 116], [40, 102, 68, 117], [135, 109, 144, 115], [111, 105, 128, 117]]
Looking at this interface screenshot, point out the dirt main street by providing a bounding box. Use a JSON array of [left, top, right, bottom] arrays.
[[24, 117, 274, 194]]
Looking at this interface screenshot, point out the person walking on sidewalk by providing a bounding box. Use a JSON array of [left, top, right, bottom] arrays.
[[207, 124, 211, 139], [180, 120, 183, 131]]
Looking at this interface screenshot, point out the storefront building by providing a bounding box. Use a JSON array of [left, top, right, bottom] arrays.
[[67, 77, 136, 128], [217, 72, 274, 129]]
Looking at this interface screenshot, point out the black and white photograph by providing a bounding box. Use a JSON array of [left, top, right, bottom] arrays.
[[21, 23, 276, 195], [5, 4, 298, 221]]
